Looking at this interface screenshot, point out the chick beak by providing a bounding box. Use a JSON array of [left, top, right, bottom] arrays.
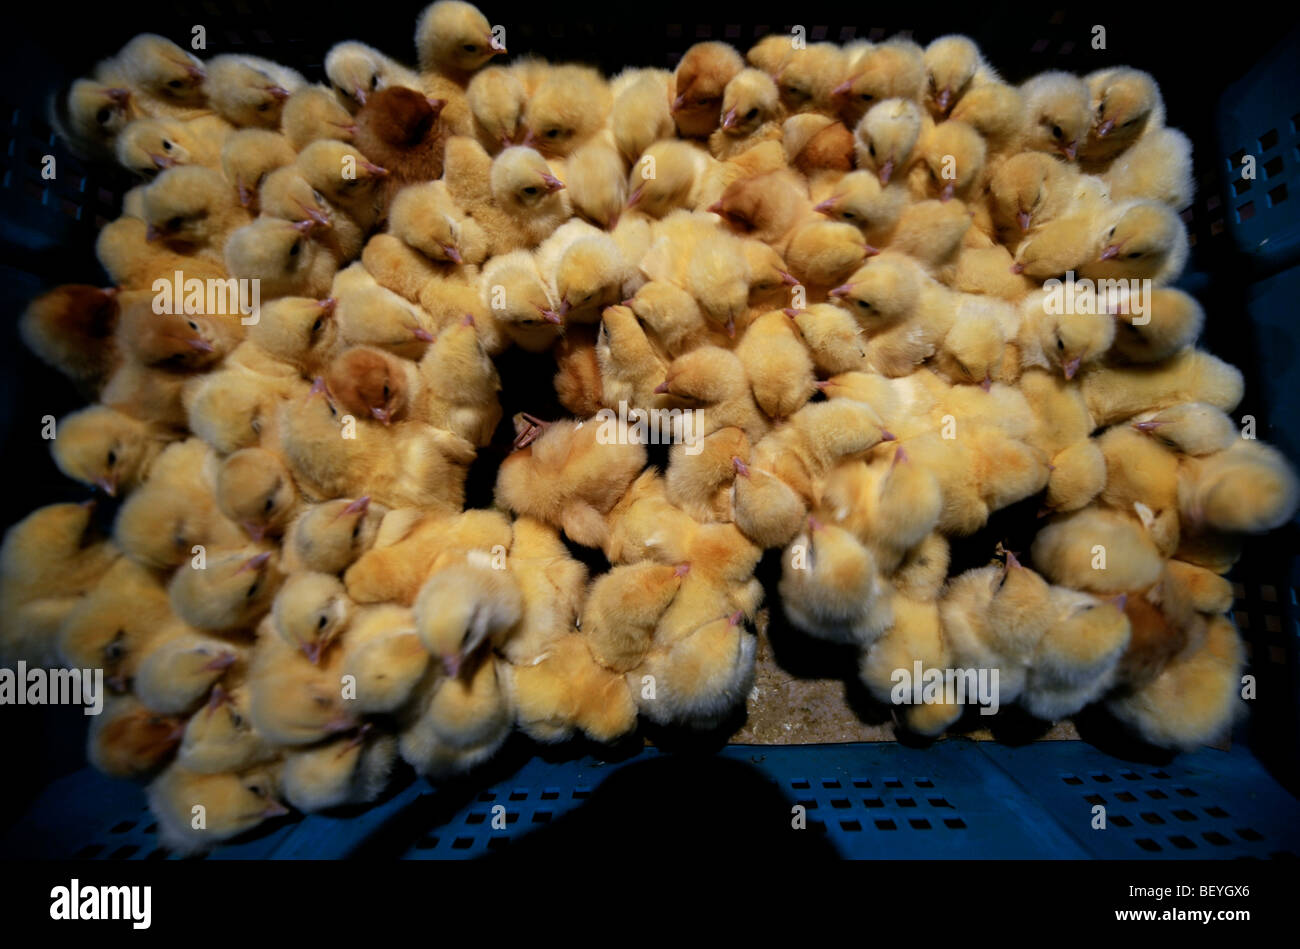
[[939, 182, 955, 202], [732, 456, 750, 477], [237, 182, 253, 208], [106, 674, 128, 692], [361, 160, 389, 178], [1097, 119, 1115, 138], [490, 43, 508, 57], [371, 405, 391, 424], [343, 496, 371, 516], [878, 159, 894, 186], [653, 380, 670, 394], [1010, 262, 1025, 275], [443, 244, 463, 264], [862, 244, 880, 258], [1004, 549, 1022, 572], [185, 64, 205, 82], [242, 521, 267, 542], [1061, 141, 1077, 161], [626, 184, 644, 209], [302, 641, 322, 664], [461, 312, 476, 327], [706, 200, 725, 215], [427, 97, 447, 117], [267, 85, 290, 101], [202, 652, 239, 673], [187, 337, 215, 353], [936, 87, 952, 113], [540, 173, 565, 193], [725, 317, 736, 339], [318, 296, 337, 315], [151, 153, 177, 170], [980, 374, 993, 392], [814, 197, 838, 216], [324, 716, 356, 735], [1109, 593, 1129, 611], [674, 562, 691, 578], [93, 476, 118, 497], [828, 283, 853, 298], [556, 297, 572, 317], [237, 551, 272, 575], [831, 79, 853, 99], [353, 87, 368, 106], [783, 307, 801, 318], [290, 218, 316, 233], [309, 376, 328, 398], [779, 270, 799, 286], [442, 653, 462, 677], [891, 445, 909, 467], [538, 305, 563, 325], [671, 94, 686, 113], [145, 224, 161, 242], [807, 514, 823, 533], [262, 800, 291, 819], [412, 326, 435, 341], [1099, 243, 1122, 261], [1016, 210, 1031, 232], [721, 108, 738, 130], [1063, 356, 1081, 380], [106, 87, 131, 106], [207, 686, 229, 713], [879, 428, 897, 442]]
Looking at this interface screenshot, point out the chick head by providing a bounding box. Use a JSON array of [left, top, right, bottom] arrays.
[[685, 239, 750, 329], [216, 448, 297, 541], [170, 546, 283, 631], [742, 238, 795, 304], [830, 254, 920, 326], [855, 98, 923, 185], [556, 236, 627, 317], [89, 695, 184, 778], [117, 296, 220, 369], [64, 80, 136, 149], [773, 42, 843, 115], [1036, 307, 1116, 380], [416, 0, 500, 76], [249, 295, 338, 370], [1088, 68, 1161, 158], [414, 561, 523, 675], [483, 253, 559, 327], [52, 405, 151, 497], [936, 299, 1007, 386], [1185, 443, 1300, 534], [221, 129, 297, 209], [272, 571, 352, 663], [1022, 72, 1092, 160], [283, 86, 357, 150], [1045, 589, 1132, 675], [835, 42, 925, 125], [1133, 403, 1236, 456], [720, 68, 780, 135], [59, 560, 172, 690], [814, 170, 902, 234], [1109, 287, 1203, 364], [673, 41, 744, 137], [989, 151, 1065, 234], [1091, 201, 1187, 281], [259, 166, 334, 231], [523, 65, 610, 157], [785, 220, 871, 289], [491, 146, 566, 212], [923, 35, 981, 114], [297, 139, 386, 205], [659, 346, 746, 407], [325, 346, 410, 424], [142, 166, 234, 247], [179, 686, 267, 773], [290, 496, 384, 574], [626, 140, 698, 218], [360, 86, 444, 147], [115, 118, 193, 177], [150, 765, 287, 854], [875, 447, 943, 545], [224, 217, 331, 297], [388, 181, 463, 262], [207, 56, 293, 128], [324, 42, 390, 110], [118, 33, 206, 103], [916, 120, 986, 201], [467, 65, 525, 148]]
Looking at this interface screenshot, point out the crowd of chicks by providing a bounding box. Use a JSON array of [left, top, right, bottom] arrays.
[[1, 1, 1297, 853]]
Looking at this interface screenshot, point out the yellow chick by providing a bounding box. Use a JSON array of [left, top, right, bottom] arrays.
[[1081, 67, 1165, 166], [52, 79, 141, 160], [1178, 440, 1299, 535], [205, 54, 304, 128], [415, 1, 502, 82], [247, 625, 356, 745], [325, 40, 422, 112], [1019, 71, 1092, 161], [480, 249, 562, 352], [134, 630, 244, 715], [281, 727, 397, 812], [910, 119, 986, 203], [169, 546, 283, 632], [417, 314, 502, 446], [141, 164, 251, 267], [922, 34, 999, 118], [1017, 288, 1116, 381], [295, 139, 387, 234], [413, 558, 522, 675], [339, 603, 428, 713], [786, 303, 868, 375], [399, 654, 512, 777], [779, 518, 893, 646], [834, 38, 926, 128], [522, 64, 612, 158], [1132, 402, 1236, 456], [505, 632, 638, 743], [673, 41, 745, 138], [1030, 505, 1165, 594], [282, 496, 387, 575], [709, 68, 784, 160], [283, 85, 358, 151], [1107, 286, 1203, 364], [595, 303, 670, 409], [1102, 127, 1193, 209], [115, 116, 226, 178], [860, 592, 962, 736], [535, 219, 634, 322], [560, 139, 628, 231], [633, 609, 757, 728], [216, 447, 300, 543], [1082, 348, 1244, 427], [610, 67, 676, 167], [466, 64, 526, 151], [1078, 199, 1189, 286], [220, 128, 297, 212], [272, 571, 353, 664], [51, 403, 172, 497], [582, 561, 686, 673], [446, 138, 571, 252], [853, 97, 925, 186], [95, 33, 207, 119], [1020, 586, 1132, 720], [224, 216, 338, 299], [178, 685, 277, 773], [147, 763, 288, 855]]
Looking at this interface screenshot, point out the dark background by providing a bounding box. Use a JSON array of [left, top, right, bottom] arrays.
[[1, 0, 1298, 839]]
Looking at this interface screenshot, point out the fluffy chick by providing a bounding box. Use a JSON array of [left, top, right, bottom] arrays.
[[148, 764, 288, 855], [205, 54, 304, 128]]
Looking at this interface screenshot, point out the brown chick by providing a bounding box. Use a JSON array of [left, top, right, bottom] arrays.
[[673, 42, 745, 138], [325, 345, 419, 425], [20, 284, 122, 394], [88, 695, 184, 779], [353, 86, 448, 204]]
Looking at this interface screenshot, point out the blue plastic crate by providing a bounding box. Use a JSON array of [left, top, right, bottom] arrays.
[[3, 741, 1296, 859], [1216, 26, 1300, 272]]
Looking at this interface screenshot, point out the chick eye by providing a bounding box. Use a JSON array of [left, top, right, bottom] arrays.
[[96, 107, 111, 124], [522, 186, 539, 195], [230, 712, 244, 728], [1107, 227, 1116, 239], [842, 211, 856, 220], [545, 129, 560, 138], [351, 523, 362, 539], [1056, 335, 1065, 351], [246, 581, 260, 599], [868, 144, 876, 158], [857, 299, 872, 310], [104, 636, 126, 661], [1122, 118, 1137, 128], [106, 449, 118, 467], [370, 75, 379, 90], [1051, 124, 1063, 139], [328, 402, 337, 417], [187, 320, 199, 331], [381, 384, 390, 399], [167, 79, 183, 89], [1097, 102, 1106, 116], [463, 44, 478, 53], [162, 140, 173, 151], [263, 497, 275, 512], [289, 241, 301, 257], [859, 93, 872, 102], [745, 108, 758, 120], [167, 216, 183, 230], [257, 103, 270, 112], [247, 783, 264, 796], [310, 318, 323, 334], [317, 615, 328, 629], [1126, 251, 1142, 259]]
